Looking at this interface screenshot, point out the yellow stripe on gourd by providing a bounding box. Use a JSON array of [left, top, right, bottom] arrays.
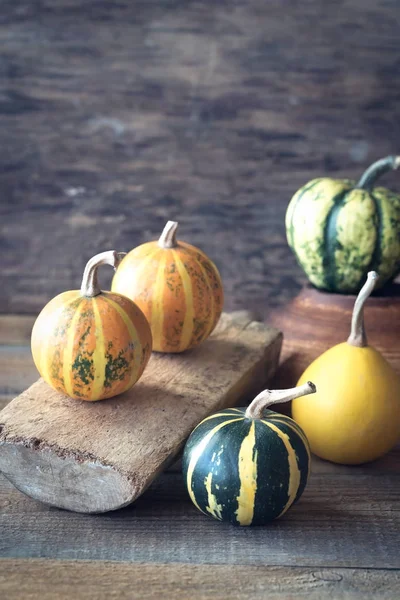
[[151, 253, 167, 350], [191, 411, 244, 432], [134, 247, 163, 280], [172, 250, 194, 351], [204, 472, 223, 520], [62, 301, 84, 397], [112, 248, 161, 311], [105, 297, 143, 393], [261, 420, 301, 518], [39, 295, 78, 388], [91, 297, 107, 400], [235, 421, 258, 526], [186, 418, 243, 514]]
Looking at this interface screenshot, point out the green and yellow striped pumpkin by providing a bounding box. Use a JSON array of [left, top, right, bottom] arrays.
[[182, 383, 315, 526], [286, 155, 400, 293], [31, 251, 152, 401]]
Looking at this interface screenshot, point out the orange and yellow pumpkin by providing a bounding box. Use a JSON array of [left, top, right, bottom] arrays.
[[31, 251, 152, 401], [112, 221, 224, 353]]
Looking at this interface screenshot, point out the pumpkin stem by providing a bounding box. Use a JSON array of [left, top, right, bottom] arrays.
[[80, 251, 126, 297], [158, 221, 178, 249], [245, 382, 316, 420], [355, 155, 400, 192], [347, 271, 378, 347]]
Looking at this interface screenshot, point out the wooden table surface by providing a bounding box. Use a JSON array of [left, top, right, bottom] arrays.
[[0, 315, 399, 599]]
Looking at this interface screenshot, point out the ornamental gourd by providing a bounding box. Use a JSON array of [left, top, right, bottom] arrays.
[[292, 271, 400, 464], [182, 382, 316, 526], [112, 221, 224, 353], [286, 155, 400, 293], [31, 251, 152, 401]]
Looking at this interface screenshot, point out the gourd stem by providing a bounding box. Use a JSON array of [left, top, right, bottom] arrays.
[[355, 155, 400, 192], [245, 382, 316, 420], [80, 251, 126, 297], [347, 271, 378, 347], [158, 221, 178, 249]]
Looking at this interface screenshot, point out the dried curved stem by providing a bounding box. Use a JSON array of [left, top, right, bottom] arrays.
[[80, 251, 126, 297], [356, 155, 400, 191], [158, 221, 178, 249], [347, 271, 378, 347], [245, 382, 316, 420]]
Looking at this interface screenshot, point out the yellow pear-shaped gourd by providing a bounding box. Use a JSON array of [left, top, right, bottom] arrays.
[[292, 271, 400, 464]]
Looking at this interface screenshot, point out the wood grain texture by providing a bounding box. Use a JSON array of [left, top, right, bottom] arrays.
[[1, 448, 399, 568], [1, 0, 400, 315], [269, 283, 400, 388], [1, 559, 399, 600], [0, 311, 282, 512]]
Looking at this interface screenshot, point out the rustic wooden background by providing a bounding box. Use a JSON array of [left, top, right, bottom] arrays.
[[1, 0, 400, 316]]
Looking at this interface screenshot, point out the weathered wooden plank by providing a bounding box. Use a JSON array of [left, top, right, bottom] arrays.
[[0, 559, 398, 600], [0, 312, 281, 512], [1, 0, 400, 315], [1, 449, 399, 568]]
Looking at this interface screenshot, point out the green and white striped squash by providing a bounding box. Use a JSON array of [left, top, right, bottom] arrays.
[[286, 155, 400, 294], [182, 383, 315, 526]]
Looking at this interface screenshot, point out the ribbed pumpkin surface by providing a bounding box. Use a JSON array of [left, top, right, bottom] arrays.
[[182, 408, 310, 526], [112, 241, 223, 353], [31, 291, 152, 401], [286, 178, 400, 293]]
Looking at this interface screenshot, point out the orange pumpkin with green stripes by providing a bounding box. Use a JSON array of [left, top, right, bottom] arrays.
[[182, 383, 315, 526], [111, 221, 224, 353], [31, 251, 152, 401]]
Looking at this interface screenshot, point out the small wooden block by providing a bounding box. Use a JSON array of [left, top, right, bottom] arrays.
[[0, 312, 282, 513]]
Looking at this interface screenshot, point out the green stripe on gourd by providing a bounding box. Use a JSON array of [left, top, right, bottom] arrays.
[[286, 156, 400, 294], [323, 187, 351, 291], [182, 383, 315, 526]]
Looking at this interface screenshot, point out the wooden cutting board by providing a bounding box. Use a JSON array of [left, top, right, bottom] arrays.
[[0, 311, 282, 514]]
